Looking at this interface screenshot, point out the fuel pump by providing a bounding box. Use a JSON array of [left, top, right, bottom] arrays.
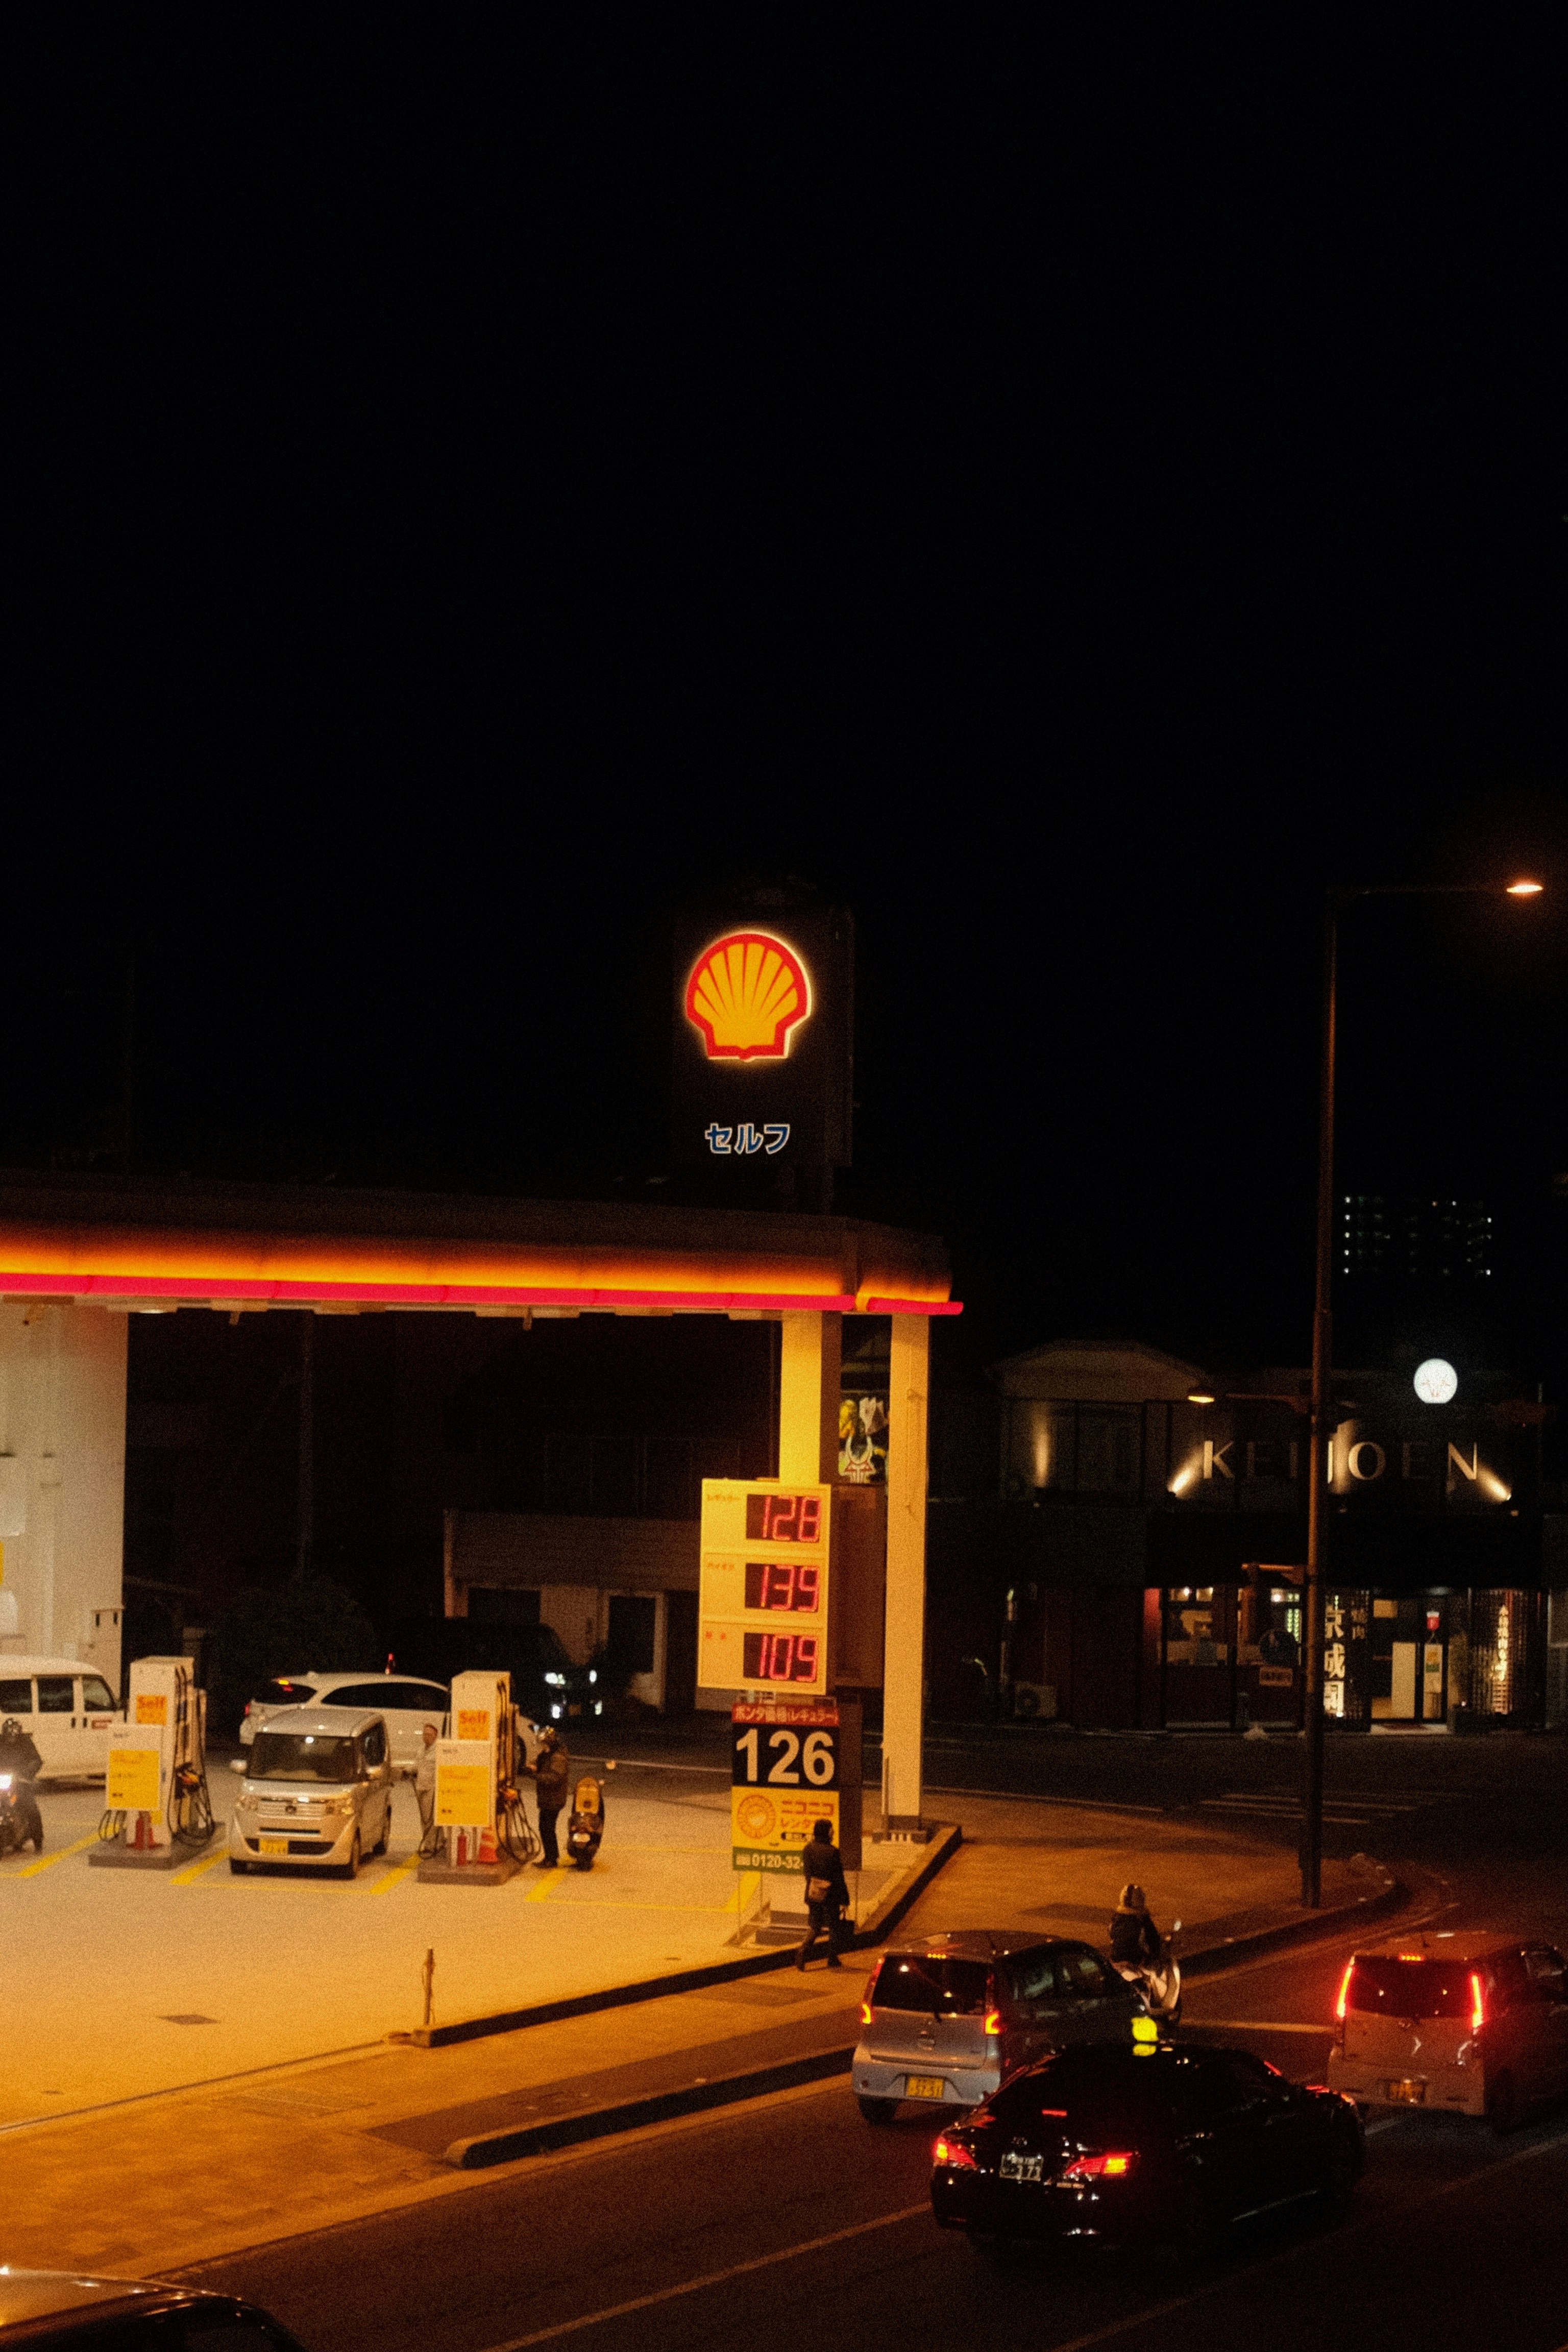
[[417, 1669, 520, 1884], [91, 1654, 215, 1870]]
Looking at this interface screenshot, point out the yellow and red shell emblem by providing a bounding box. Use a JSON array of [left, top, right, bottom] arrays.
[[684, 931, 811, 1061]]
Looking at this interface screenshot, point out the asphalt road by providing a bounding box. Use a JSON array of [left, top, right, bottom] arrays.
[[182, 1861, 1568, 2352]]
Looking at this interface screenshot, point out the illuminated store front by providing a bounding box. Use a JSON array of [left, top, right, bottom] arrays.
[[928, 1340, 1563, 1734]]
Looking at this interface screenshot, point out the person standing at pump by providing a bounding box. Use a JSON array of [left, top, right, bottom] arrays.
[[413, 1723, 439, 1854], [795, 1818, 850, 1970], [529, 1724, 569, 1867]]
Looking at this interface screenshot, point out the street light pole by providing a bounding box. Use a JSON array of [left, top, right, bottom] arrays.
[[1299, 876, 1542, 1908], [1302, 891, 1341, 1908]]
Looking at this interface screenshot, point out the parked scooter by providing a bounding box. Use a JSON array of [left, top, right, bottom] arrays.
[[1111, 1917, 1183, 2027], [0, 1772, 44, 1857], [566, 1774, 605, 1870]]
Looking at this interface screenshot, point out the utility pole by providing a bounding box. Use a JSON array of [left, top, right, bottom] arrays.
[[1300, 876, 1542, 1906], [1301, 895, 1338, 1907]]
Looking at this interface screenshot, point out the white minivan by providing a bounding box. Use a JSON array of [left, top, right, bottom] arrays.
[[0, 1656, 124, 1781]]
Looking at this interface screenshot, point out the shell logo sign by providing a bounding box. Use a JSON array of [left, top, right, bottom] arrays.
[[684, 931, 811, 1061]]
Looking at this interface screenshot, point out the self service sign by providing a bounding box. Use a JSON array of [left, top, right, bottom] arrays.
[[731, 1698, 842, 1872], [699, 1478, 831, 1697]]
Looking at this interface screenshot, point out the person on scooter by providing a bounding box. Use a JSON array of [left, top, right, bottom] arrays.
[[0, 1717, 42, 1784], [1109, 1882, 1162, 1968], [0, 1717, 45, 1853]]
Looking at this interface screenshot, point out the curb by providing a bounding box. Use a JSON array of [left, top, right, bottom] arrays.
[[853, 1820, 963, 1947], [389, 1824, 963, 2051], [434, 1870, 1407, 2169], [444, 2044, 857, 2168], [1181, 1874, 1407, 1977]]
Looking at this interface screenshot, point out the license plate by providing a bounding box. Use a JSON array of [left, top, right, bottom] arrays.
[[1387, 2078, 1426, 2105], [259, 1837, 289, 1857], [999, 2151, 1044, 2183], [905, 2074, 947, 2101]]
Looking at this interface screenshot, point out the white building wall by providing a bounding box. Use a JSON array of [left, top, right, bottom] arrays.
[[0, 1305, 127, 1660]]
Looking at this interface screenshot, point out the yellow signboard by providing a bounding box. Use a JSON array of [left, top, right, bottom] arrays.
[[434, 1739, 493, 1828], [107, 1743, 162, 1811], [135, 1693, 169, 1727], [730, 1785, 838, 1872]]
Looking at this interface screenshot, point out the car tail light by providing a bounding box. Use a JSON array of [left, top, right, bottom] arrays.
[[1470, 1973, 1485, 2035], [1061, 2151, 1138, 2181], [860, 1999, 874, 2025], [934, 2137, 977, 2170], [984, 2007, 1002, 2036], [1335, 1959, 1356, 2024]]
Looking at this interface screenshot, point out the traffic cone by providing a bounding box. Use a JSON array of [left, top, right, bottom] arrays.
[[478, 1826, 497, 1864]]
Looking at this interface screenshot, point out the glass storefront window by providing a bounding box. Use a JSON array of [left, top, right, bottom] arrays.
[[1469, 1591, 1525, 1718]]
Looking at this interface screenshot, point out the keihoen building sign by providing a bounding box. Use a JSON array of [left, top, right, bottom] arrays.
[[926, 1341, 1565, 1738]]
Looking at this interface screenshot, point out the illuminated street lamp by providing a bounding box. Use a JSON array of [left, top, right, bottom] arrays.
[[1301, 877, 1544, 1906]]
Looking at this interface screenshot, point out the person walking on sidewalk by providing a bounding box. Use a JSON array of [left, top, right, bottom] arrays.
[[795, 1818, 850, 1970], [413, 1722, 440, 1854], [529, 1724, 570, 1867]]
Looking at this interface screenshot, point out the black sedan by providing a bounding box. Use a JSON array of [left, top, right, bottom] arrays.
[[932, 2043, 1363, 2252]]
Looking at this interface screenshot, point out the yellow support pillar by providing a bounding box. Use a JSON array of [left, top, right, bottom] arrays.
[[778, 1311, 840, 1484], [883, 1312, 929, 1833]]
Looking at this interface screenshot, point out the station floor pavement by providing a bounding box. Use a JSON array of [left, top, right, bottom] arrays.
[[0, 1771, 1382, 2280]]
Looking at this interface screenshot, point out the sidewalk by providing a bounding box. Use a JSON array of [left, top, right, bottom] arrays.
[[0, 1791, 1395, 2280]]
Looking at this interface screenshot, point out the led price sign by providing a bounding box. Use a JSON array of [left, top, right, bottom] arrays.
[[744, 1560, 821, 1612], [699, 1479, 831, 1698], [741, 1629, 820, 1685], [745, 1491, 822, 1544]]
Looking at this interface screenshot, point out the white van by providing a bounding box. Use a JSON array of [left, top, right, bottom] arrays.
[[0, 1656, 124, 1782]]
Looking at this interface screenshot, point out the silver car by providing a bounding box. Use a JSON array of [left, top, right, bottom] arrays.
[[229, 1705, 394, 1877], [852, 1930, 1152, 2123]]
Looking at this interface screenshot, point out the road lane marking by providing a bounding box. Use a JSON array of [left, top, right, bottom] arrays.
[[1183, 2020, 1332, 2033], [1021, 2122, 1568, 2352], [526, 1865, 570, 1902], [478, 2203, 929, 2348], [171, 1852, 230, 1886], [14, 1831, 100, 1878]]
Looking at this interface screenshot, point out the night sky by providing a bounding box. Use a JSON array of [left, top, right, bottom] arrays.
[[13, 21, 1565, 1379]]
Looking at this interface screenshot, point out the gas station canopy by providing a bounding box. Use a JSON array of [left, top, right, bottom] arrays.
[[0, 1175, 959, 1318]]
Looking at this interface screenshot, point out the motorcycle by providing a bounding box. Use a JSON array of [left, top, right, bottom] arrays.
[[1112, 1916, 1182, 2027], [0, 1771, 44, 1858], [566, 1773, 605, 1870]]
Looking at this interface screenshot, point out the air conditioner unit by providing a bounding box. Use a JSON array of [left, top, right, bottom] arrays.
[[1013, 1681, 1056, 1721]]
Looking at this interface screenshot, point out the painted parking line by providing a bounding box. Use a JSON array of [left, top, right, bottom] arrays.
[[526, 1864, 571, 1902], [14, 1831, 101, 1879], [368, 1851, 424, 1896], [171, 1851, 231, 1887]]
